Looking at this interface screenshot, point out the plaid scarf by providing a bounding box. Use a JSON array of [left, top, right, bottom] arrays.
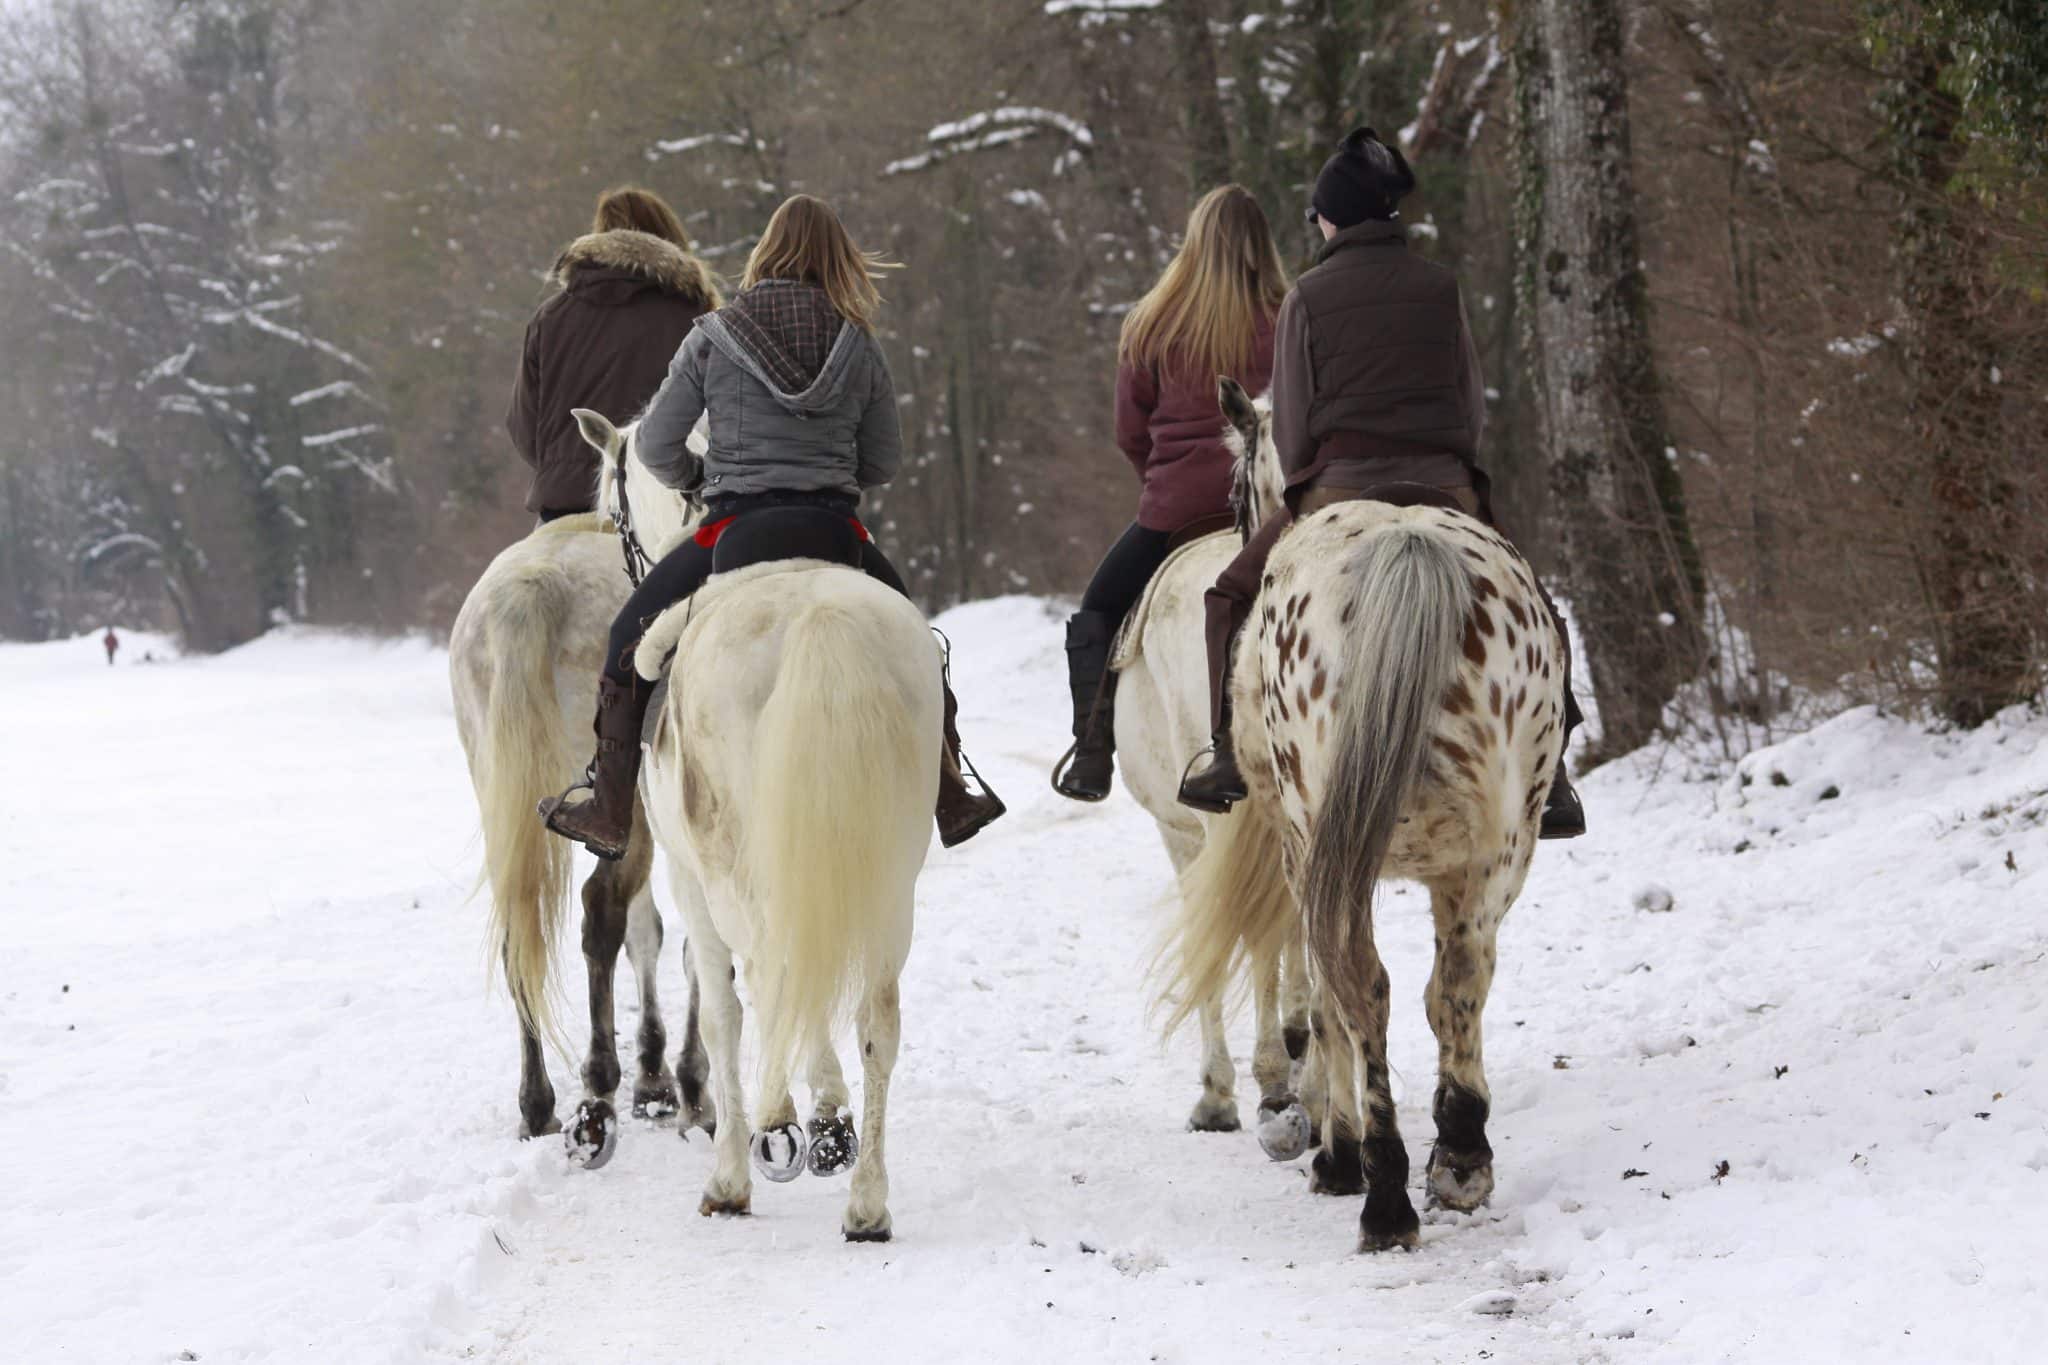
[[719, 280, 842, 392]]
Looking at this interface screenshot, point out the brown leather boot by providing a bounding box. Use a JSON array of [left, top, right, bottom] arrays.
[[538, 676, 650, 861], [937, 679, 1005, 848]]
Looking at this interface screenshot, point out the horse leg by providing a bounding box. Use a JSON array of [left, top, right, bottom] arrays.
[[675, 875, 751, 1216], [622, 854, 681, 1119], [562, 849, 641, 1168], [844, 978, 901, 1242], [1423, 870, 1510, 1213], [1351, 945, 1419, 1252], [745, 960, 808, 1185], [1281, 931, 1314, 1071], [1187, 996, 1241, 1132], [1308, 1011, 1366, 1196], [675, 946, 715, 1137], [513, 986, 558, 1139], [805, 1043, 859, 1177], [1251, 947, 1313, 1161]]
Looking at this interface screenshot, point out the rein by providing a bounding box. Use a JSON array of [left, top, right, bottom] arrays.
[[611, 456, 655, 588]]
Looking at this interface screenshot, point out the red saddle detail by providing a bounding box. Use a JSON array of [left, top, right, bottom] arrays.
[[694, 514, 871, 549]]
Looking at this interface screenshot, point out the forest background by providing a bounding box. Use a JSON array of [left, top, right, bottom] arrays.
[[1, 0, 2041, 756]]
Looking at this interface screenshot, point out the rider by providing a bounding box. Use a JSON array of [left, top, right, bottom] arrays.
[[508, 186, 721, 523], [1175, 129, 1587, 839], [538, 194, 1007, 859], [1053, 185, 1288, 802]]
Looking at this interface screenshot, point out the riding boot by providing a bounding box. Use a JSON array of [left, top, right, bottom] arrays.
[[538, 675, 650, 861], [1541, 765, 1586, 839], [1052, 610, 1118, 802], [1178, 620, 1248, 814], [936, 676, 1006, 848]]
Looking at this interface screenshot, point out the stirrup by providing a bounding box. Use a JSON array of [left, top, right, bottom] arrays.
[[1176, 746, 1241, 815], [1049, 741, 1108, 801]]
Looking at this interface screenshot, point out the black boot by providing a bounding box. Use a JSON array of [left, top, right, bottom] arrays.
[[1540, 764, 1586, 840], [538, 676, 650, 861], [935, 658, 1006, 848], [1178, 687, 1247, 814], [1052, 610, 1118, 802]]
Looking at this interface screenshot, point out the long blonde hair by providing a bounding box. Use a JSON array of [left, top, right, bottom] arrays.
[[1119, 185, 1288, 382], [742, 195, 896, 330]]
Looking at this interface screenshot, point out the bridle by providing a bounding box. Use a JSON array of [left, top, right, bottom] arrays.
[[611, 452, 655, 589]]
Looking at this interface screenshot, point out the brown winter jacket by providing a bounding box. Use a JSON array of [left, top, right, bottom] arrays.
[[506, 230, 721, 515], [1268, 220, 1487, 514]]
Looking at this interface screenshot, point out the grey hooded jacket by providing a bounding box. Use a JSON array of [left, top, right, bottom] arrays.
[[636, 280, 903, 506]]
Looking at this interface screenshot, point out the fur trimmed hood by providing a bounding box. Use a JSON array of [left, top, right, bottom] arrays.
[[550, 229, 722, 309]]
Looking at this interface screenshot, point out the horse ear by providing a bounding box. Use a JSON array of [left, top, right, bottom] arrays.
[[572, 408, 620, 455], [1217, 377, 1258, 445]]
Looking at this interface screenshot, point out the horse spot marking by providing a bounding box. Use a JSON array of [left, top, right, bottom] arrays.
[[1474, 606, 1494, 638], [1311, 668, 1327, 701], [1488, 681, 1502, 717]]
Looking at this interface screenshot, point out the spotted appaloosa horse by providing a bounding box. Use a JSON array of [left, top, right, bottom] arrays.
[[1167, 379, 1568, 1252]]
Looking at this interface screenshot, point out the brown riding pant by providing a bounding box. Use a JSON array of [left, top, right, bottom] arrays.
[[1201, 482, 1582, 741]]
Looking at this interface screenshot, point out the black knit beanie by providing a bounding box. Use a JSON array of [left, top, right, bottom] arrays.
[[1308, 128, 1417, 229]]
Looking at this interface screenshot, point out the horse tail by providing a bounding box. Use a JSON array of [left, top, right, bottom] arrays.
[[1302, 523, 1471, 1042], [477, 563, 578, 1053], [746, 595, 931, 1090], [1157, 799, 1292, 1039]]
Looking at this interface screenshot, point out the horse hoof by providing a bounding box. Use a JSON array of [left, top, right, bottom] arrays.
[[807, 1111, 859, 1177], [1187, 1098, 1242, 1133], [1427, 1149, 1495, 1212], [519, 1113, 562, 1139], [750, 1123, 809, 1183], [1357, 1224, 1421, 1254], [698, 1190, 751, 1217], [843, 1215, 893, 1243], [632, 1078, 680, 1120], [565, 1098, 618, 1170], [1256, 1097, 1313, 1162], [1309, 1139, 1366, 1196]]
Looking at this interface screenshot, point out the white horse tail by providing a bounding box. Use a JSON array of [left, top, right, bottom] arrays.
[[1302, 525, 1472, 1041], [478, 564, 577, 1051], [1158, 797, 1292, 1039], [747, 597, 928, 1090]]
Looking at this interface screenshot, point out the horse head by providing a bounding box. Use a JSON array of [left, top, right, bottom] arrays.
[[1219, 377, 1283, 542], [574, 408, 704, 559]]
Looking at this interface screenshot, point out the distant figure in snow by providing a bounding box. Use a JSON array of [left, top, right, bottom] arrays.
[[508, 186, 722, 523], [102, 627, 118, 666], [1052, 184, 1288, 802]]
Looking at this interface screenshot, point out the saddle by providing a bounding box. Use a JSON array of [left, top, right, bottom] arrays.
[[1108, 527, 1238, 673], [636, 507, 868, 747]]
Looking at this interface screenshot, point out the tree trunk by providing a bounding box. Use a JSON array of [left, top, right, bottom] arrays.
[[1895, 56, 2035, 727], [1503, 0, 1705, 757], [1169, 0, 1233, 192]]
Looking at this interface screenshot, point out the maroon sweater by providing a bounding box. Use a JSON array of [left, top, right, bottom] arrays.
[[1114, 311, 1276, 532]]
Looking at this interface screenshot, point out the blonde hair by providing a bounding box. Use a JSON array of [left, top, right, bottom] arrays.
[[742, 195, 896, 330], [1119, 185, 1288, 382], [592, 186, 691, 248]]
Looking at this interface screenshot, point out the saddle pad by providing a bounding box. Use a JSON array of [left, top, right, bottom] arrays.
[[1108, 529, 1236, 673]]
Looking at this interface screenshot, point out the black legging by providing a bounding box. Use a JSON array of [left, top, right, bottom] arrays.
[[1081, 522, 1174, 627], [604, 523, 909, 686]]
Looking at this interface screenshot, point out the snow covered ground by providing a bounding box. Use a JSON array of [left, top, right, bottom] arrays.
[[4, 603, 2045, 1363]]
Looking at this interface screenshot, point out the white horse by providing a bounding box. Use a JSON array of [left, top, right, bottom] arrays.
[[449, 512, 713, 1163], [1111, 531, 1317, 1150], [569, 408, 938, 1242], [1168, 379, 1568, 1252]]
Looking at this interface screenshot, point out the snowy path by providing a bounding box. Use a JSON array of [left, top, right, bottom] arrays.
[[4, 602, 2045, 1363]]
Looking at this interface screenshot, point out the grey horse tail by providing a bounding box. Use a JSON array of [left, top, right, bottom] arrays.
[[1300, 523, 1471, 1043]]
